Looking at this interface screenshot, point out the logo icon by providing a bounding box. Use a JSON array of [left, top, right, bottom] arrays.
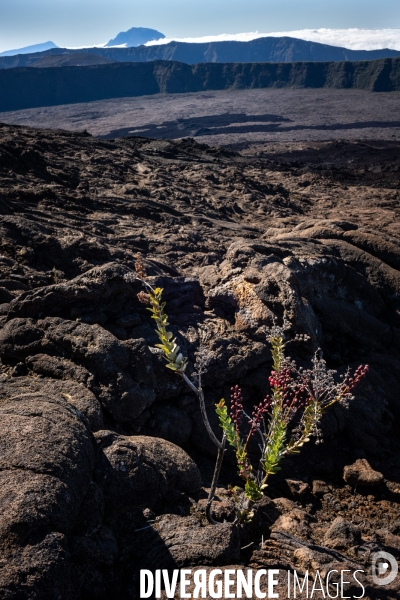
[[372, 551, 398, 586]]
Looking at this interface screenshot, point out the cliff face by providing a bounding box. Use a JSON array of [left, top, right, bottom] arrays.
[[1, 36, 400, 69], [0, 58, 399, 112]]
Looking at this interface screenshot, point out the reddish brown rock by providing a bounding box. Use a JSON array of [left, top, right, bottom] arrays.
[[343, 459, 384, 487], [323, 517, 361, 549]]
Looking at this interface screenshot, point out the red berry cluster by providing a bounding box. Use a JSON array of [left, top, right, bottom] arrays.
[[249, 396, 272, 433], [237, 455, 252, 480], [230, 385, 244, 433], [346, 364, 369, 391], [270, 366, 309, 421], [269, 367, 292, 392]]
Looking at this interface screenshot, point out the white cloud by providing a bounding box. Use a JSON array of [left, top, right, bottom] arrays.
[[65, 43, 110, 49], [144, 29, 400, 51]]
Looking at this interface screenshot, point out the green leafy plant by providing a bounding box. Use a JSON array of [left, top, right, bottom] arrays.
[[147, 286, 188, 374], [131, 255, 368, 523], [145, 283, 227, 522], [216, 331, 368, 510], [127, 255, 226, 524]]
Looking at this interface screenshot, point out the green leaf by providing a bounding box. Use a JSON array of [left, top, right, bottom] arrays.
[[244, 479, 263, 502], [165, 363, 179, 371]]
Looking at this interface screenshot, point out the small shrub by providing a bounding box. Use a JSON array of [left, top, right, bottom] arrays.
[[130, 257, 368, 523], [216, 331, 368, 507], [52, 266, 62, 284]]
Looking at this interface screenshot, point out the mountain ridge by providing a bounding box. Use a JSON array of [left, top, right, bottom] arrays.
[[0, 36, 399, 69], [0, 41, 58, 58], [31, 53, 116, 68], [105, 26, 165, 47]]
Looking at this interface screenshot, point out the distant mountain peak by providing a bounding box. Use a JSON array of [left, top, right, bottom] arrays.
[[0, 41, 58, 57], [105, 27, 165, 48]]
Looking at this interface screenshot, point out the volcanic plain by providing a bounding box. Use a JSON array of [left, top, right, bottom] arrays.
[[0, 87, 399, 146]]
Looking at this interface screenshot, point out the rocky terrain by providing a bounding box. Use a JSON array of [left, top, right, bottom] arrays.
[[0, 122, 400, 598]]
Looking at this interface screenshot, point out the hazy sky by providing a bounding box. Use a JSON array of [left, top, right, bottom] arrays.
[[1, 0, 399, 51]]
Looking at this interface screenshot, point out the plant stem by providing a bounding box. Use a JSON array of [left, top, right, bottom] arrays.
[[205, 433, 226, 524], [181, 371, 226, 523], [182, 372, 224, 450]]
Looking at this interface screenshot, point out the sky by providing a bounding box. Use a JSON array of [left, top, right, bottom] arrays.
[[1, 0, 400, 52]]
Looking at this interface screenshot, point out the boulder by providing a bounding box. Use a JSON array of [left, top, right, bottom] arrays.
[[0, 316, 157, 427], [131, 515, 240, 572], [0, 392, 96, 598], [0, 375, 103, 431], [323, 517, 361, 549], [270, 509, 312, 539], [343, 459, 384, 487], [94, 432, 202, 516], [6, 262, 143, 321], [312, 480, 330, 497], [285, 478, 310, 499]]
